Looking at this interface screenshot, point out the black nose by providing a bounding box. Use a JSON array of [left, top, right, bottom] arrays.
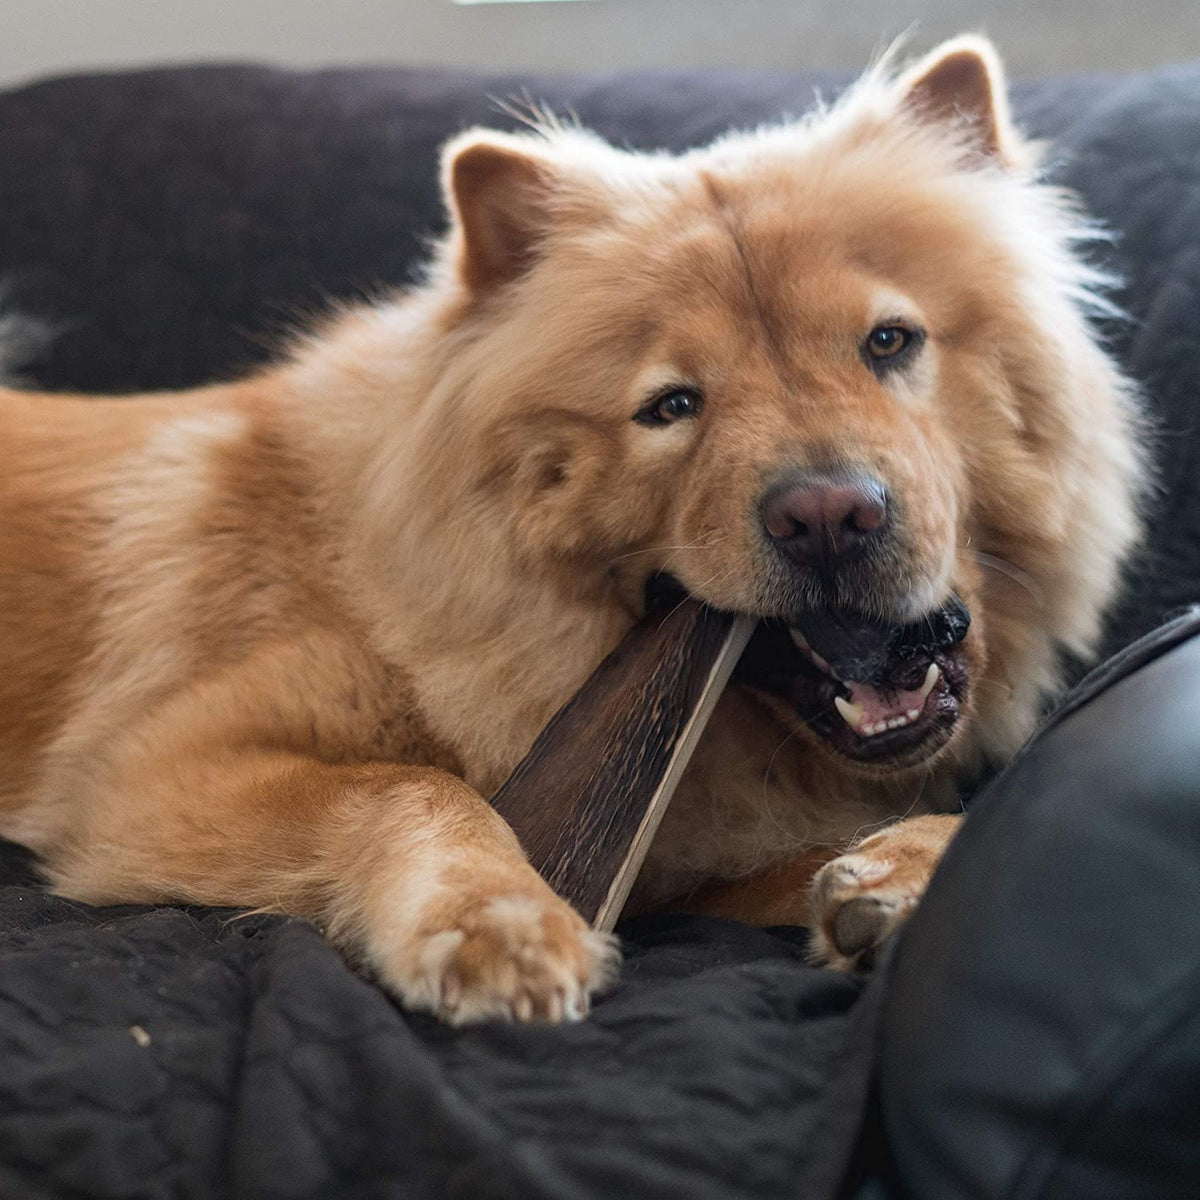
[[762, 472, 890, 568]]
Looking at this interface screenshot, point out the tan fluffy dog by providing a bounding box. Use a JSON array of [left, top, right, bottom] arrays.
[[0, 38, 1143, 1023]]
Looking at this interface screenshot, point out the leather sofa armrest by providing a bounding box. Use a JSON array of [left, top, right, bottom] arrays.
[[878, 607, 1200, 1199]]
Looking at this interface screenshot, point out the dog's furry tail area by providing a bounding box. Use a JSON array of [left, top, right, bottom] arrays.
[[0, 289, 58, 388]]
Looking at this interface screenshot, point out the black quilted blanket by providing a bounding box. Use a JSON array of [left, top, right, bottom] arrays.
[[0, 59, 1197, 1199], [0, 841, 875, 1198]]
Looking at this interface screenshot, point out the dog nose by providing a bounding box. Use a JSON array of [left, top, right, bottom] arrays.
[[763, 473, 889, 567]]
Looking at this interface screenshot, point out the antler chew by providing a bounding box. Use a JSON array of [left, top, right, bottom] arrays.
[[490, 600, 755, 931]]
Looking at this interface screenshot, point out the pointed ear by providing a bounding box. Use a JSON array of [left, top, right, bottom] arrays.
[[897, 36, 1026, 167], [441, 130, 557, 293]]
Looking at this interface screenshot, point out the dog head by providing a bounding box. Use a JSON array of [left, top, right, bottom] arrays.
[[412, 37, 1141, 777]]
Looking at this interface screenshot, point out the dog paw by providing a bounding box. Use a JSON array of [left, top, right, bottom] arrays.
[[390, 890, 619, 1026], [807, 813, 962, 972]]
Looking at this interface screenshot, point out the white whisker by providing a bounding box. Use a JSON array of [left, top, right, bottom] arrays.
[[963, 549, 1045, 607], [610, 534, 726, 564]]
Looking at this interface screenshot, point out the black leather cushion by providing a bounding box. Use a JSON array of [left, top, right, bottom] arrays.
[[877, 607, 1200, 1199]]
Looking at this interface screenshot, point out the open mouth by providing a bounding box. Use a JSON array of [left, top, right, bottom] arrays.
[[733, 598, 971, 768]]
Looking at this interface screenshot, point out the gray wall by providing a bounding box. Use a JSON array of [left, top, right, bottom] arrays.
[[3, 0, 1199, 90]]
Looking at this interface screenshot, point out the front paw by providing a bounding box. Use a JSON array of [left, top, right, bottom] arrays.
[[808, 814, 962, 971], [386, 888, 620, 1026]]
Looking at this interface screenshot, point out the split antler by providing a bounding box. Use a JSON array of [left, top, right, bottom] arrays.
[[490, 598, 755, 931]]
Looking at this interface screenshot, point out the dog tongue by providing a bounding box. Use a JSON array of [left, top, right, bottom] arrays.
[[841, 677, 932, 736]]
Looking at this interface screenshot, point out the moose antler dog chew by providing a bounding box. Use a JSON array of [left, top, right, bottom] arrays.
[[490, 596, 756, 932]]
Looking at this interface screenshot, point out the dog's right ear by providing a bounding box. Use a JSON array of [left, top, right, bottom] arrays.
[[442, 131, 558, 293]]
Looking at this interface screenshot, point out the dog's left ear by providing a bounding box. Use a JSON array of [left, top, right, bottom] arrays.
[[897, 36, 1026, 168], [442, 130, 560, 293]]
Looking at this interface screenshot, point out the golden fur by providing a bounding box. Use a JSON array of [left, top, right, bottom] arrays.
[[0, 39, 1143, 1021]]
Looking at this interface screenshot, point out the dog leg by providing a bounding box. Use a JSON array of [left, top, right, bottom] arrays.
[[807, 814, 963, 970], [49, 751, 616, 1023], [38, 637, 617, 1023], [679, 814, 963, 970], [676, 848, 844, 927]]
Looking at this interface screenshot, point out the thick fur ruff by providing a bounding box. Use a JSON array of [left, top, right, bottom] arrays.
[[0, 39, 1144, 1020]]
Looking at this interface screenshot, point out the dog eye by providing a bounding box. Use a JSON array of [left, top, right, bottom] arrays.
[[863, 324, 922, 372], [866, 326, 910, 358], [635, 388, 703, 427]]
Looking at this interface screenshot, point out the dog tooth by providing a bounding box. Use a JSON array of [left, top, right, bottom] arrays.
[[918, 663, 940, 699], [789, 628, 810, 651], [906, 708, 920, 720], [810, 650, 831, 674], [834, 696, 864, 730]]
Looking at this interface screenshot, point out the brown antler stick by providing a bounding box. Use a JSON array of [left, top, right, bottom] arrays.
[[490, 599, 755, 932]]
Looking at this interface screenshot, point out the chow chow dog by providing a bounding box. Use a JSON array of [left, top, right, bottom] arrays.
[[0, 37, 1143, 1023]]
